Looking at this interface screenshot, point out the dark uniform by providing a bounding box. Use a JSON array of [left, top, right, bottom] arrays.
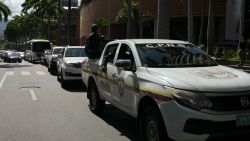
[[85, 32, 102, 59]]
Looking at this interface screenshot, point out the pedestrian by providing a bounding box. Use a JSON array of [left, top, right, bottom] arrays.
[[237, 37, 246, 69], [85, 24, 102, 60]]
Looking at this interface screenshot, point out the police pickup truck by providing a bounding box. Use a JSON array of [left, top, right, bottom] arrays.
[[81, 39, 250, 141]]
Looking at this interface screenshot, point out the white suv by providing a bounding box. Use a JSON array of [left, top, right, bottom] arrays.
[[48, 46, 64, 74], [57, 46, 87, 88]]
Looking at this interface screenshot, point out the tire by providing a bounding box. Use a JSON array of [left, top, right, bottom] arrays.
[[19, 60, 22, 63], [88, 82, 105, 115], [60, 72, 67, 89], [140, 106, 169, 141], [48, 65, 51, 73], [57, 71, 61, 81]]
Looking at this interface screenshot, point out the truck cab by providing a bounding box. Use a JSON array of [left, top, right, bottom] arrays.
[[81, 39, 250, 141]]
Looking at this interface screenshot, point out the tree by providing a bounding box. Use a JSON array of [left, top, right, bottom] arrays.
[[116, 1, 154, 38], [156, 0, 169, 39], [22, 0, 61, 41], [0, 1, 11, 21]]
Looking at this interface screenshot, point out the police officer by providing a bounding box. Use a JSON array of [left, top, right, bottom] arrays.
[[85, 24, 103, 60]]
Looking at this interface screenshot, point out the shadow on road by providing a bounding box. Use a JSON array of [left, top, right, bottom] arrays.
[[64, 81, 87, 92], [97, 104, 140, 141], [0, 64, 32, 69]]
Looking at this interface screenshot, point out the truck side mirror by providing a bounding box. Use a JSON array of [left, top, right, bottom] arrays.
[[115, 59, 132, 71]]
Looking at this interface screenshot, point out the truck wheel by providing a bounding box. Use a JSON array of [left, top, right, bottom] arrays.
[[88, 82, 105, 115], [48, 65, 51, 73], [140, 106, 169, 141], [57, 73, 60, 81], [60, 73, 68, 89]]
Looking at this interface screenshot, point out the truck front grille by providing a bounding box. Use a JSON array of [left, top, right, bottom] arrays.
[[209, 94, 250, 111]]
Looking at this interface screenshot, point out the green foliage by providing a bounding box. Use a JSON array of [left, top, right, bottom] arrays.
[[0, 1, 11, 21], [115, 2, 154, 24], [116, 2, 139, 24], [221, 49, 239, 60], [5, 0, 61, 43], [93, 17, 108, 27]]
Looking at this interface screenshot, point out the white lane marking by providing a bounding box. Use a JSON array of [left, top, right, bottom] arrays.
[[36, 71, 46, 76], [21, 71, 31, 76], [29, 89, 38, 101], [0, 71, 14, 89], [7, 71, 14, 76]]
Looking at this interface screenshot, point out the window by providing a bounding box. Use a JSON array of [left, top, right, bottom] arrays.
[[103, 44, 119, 64], [136, 43, 217, 68], [65, 48, 86, 57], [117, 44, 134, 61], [53, 48, 63, 55]]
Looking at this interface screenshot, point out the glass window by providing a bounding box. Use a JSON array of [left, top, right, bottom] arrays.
[[136, 43, 217, 68], [65, 48, 86, 57], [103, 44, 119, 64], [117, 44, 134, 61], [53, 48, 63, 55], [32, 42, 51, 52]]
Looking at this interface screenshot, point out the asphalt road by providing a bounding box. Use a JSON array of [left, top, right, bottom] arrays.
[[0, 60, 139, 141]]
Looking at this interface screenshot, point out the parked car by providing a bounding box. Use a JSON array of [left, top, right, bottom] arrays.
[[4, 52, 22, 63], [40, 50, 51, 66], [17, 52, 25, 59], [47, 46, 64, 73], [3, 51, 13, 62], [57, 46, 87, 88], [81, 39, 250, 141]]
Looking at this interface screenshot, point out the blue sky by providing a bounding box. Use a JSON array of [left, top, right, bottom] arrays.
[[4, 0, 25, 19]]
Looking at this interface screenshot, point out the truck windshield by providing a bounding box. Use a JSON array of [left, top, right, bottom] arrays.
[[136, 43, 217, 68], [65, 48, 86, 57]]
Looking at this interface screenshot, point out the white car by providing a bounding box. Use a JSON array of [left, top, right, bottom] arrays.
[[47, 46, 64, 73], [57, 46, 87, 88], [81, 39, 250, 141]]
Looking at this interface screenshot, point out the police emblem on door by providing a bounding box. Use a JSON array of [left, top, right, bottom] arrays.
[[241, 97, 250, 108], [118, 78, 124, 97]]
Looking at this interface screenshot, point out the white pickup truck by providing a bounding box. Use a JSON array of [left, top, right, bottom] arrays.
[[81, 39, 250, 141]]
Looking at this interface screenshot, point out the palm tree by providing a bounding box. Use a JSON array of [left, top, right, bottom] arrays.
[[0, 1, 11, 21], [156, 0, 169, 39], [22, 0, 61, 41]]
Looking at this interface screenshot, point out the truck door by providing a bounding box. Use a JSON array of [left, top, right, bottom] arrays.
[[99, 44, 119, 102], [111, 43, 138, 114]]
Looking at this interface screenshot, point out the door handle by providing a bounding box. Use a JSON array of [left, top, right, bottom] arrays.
[[112, 73, 117, 79]]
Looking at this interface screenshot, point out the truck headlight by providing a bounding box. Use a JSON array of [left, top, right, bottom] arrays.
[[65, 63, 74, 67], [167, 87, 212, 110]]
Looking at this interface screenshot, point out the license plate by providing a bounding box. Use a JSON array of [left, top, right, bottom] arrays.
[[236, 114, 250, 126]]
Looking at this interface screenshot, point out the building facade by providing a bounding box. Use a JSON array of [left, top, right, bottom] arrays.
[[58, 8, 81, 46], [79, 0, 248, 47]]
